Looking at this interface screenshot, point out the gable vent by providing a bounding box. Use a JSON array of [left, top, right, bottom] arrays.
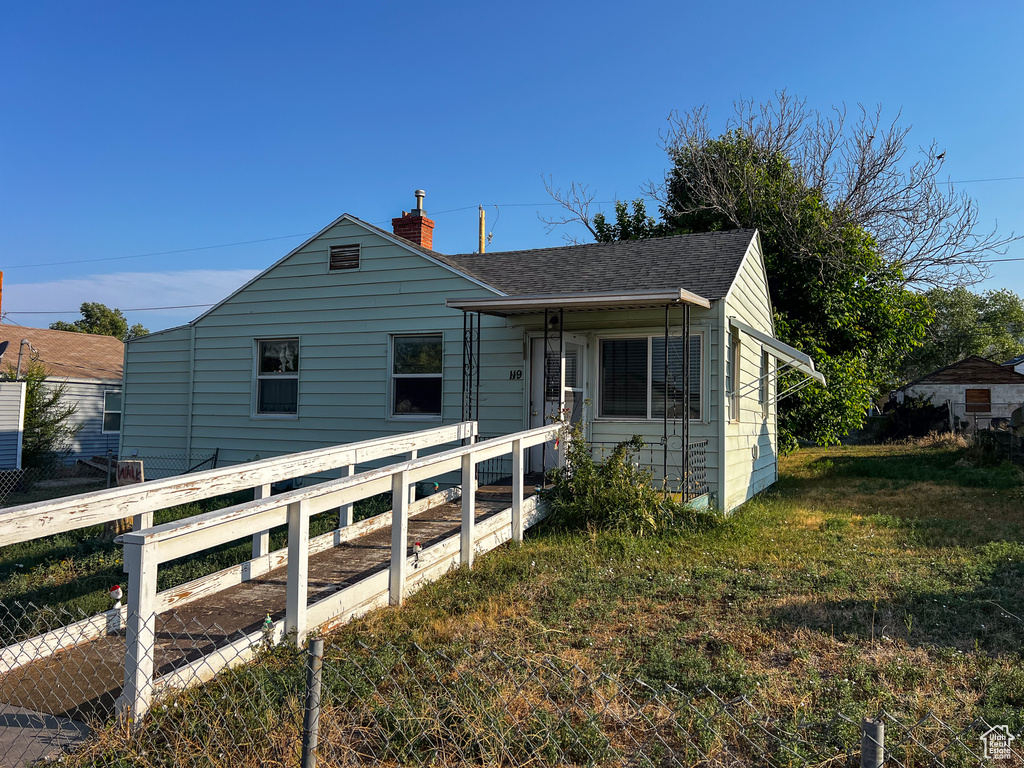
[[329, 244, 360, 271]]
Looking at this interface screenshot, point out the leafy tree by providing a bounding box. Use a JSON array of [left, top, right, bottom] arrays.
[[545, 98, 955, 449], [5, 360, 81, 467], [50, 302, 148, 341], [594, 199, 658, 242], [902, 287, 1024, 381]]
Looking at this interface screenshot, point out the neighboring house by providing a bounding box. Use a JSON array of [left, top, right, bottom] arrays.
[[120, 193, 824, 512], [0, 325, 124, 461], [1002, 353, 1024, 376], [895, 355, 1024, 425], [0, 381, 26, 469]]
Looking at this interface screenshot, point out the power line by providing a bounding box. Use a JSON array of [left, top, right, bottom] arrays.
[[3, 232, 318, 270], [4, 303, 215, 314], [2, 186, 1019, 273], [947, 175, 1024, 184], [6, 200, 632, 271]]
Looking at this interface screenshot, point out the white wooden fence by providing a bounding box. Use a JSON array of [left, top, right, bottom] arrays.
[[0, 421, 477, 549], [0, 424, 476, 678], [117, 423, 560, 720]]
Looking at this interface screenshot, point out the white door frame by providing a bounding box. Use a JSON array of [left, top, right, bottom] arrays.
[[526, 332, 589, 474]]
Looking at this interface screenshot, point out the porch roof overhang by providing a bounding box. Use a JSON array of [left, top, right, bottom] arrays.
[[729, 317, 827, 387], [446, 288, 711, 317]]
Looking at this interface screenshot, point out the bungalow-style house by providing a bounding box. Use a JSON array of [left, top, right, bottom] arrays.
[[895, 355, 1024, 427], [0, 325, 124, 463], [119, 193, 824, 512]]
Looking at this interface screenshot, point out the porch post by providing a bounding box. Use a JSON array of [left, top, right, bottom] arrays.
[[664, 304, 669, 483], [683, 304, 691, 500]]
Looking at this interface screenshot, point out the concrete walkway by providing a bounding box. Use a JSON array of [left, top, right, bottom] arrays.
[[0, 703, 90, 768], [0, 484, 519, 727]]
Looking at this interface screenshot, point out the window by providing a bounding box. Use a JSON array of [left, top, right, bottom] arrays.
[[256, 338, 299, 415], [392, 334, 443, 417], [728, 327, 741, 421], [328, 244, 360, 271], [599, 334, 702, 420], [965, 388, 991, 413], [102, 390, 122, 433], [759, 349, 770, 417]]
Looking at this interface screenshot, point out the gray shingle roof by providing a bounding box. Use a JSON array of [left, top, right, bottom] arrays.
[[431, 229, 757, 300]]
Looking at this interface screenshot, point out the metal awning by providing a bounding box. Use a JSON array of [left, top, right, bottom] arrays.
[[729, 317, 826, 404], [729, 318, 825, 386], [446, 288, 711, 317]]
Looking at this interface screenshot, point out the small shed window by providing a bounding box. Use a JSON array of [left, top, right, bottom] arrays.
[[102, 390, 122, 433], [391, 334, 443, 417], [328, 244, 360, 271], [256, 339, 299, 415], [965, 388, 991, 413]]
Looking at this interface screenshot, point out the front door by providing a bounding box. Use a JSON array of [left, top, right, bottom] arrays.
[[528, 334, 587, 474]]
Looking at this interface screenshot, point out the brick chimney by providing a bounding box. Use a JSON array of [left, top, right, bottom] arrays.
[[392, 189, 435, 249]]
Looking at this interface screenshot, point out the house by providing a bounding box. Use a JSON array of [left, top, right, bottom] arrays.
[[0, 325, 124, 462], [1002, 353, 1024, 376], [119, 192, 824, 512], [895, 355, 1024, 427]]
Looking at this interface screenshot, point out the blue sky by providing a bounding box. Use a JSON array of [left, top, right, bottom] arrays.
[[2, 2, 1022, 333]]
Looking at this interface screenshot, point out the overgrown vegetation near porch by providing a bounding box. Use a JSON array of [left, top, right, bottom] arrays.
[[70, 439, 1024, 764]]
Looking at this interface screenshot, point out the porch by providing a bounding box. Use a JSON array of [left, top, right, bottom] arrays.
[[449, 289, 712, 502]]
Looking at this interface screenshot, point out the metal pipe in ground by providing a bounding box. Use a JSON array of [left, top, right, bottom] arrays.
[[861, 717, 884, 768], [301, 638, 324, 768]]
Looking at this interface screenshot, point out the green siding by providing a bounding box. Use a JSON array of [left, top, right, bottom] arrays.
[[120, 326, 192, 457], [128, 220, 526, 467], [723, 237, 778, 511], [120, 218, 775, 508]]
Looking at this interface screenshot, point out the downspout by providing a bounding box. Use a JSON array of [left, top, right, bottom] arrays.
[[185, 324, 195, 459], [717, 302, 728, 511], [118, 340, 128, 459]]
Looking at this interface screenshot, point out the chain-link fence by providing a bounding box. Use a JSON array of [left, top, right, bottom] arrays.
[[0, 451, 219, 508], [1, 599, 1020, 768]]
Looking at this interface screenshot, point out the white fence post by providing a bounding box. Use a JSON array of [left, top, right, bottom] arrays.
[[252, 484, 272, 558], [511, 438, 524, 542], [132, 512, 153, 533], [285, 499, 310, 645], [389, 470, 409, 606], [118, 538, 158, 722], [338, 465, 354, 527], [461, 452, 476, 567], [408, 449, 418, 504]]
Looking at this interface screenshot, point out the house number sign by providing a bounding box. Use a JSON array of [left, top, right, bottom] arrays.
[[509, 369, 523, 380]]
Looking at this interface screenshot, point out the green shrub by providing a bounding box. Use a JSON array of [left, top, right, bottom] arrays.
[[544, 423, 719, 536]]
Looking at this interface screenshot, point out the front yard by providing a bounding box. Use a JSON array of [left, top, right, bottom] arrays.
[[334, 439, 1024, 727], [39, 439, 1024, 764]]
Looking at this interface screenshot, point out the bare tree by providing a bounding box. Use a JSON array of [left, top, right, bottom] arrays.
[[539, 176, 600, 244], [645, 92, 1016, 288]]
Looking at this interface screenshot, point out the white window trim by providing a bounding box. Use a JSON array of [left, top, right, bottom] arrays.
[[388, 333, 444, 422], [252, 337, 300, 420], [759, 347, 770, 419], [729, 327, 741, 422], [594, 328, 706, 423], [101, 389, 122, 434]]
